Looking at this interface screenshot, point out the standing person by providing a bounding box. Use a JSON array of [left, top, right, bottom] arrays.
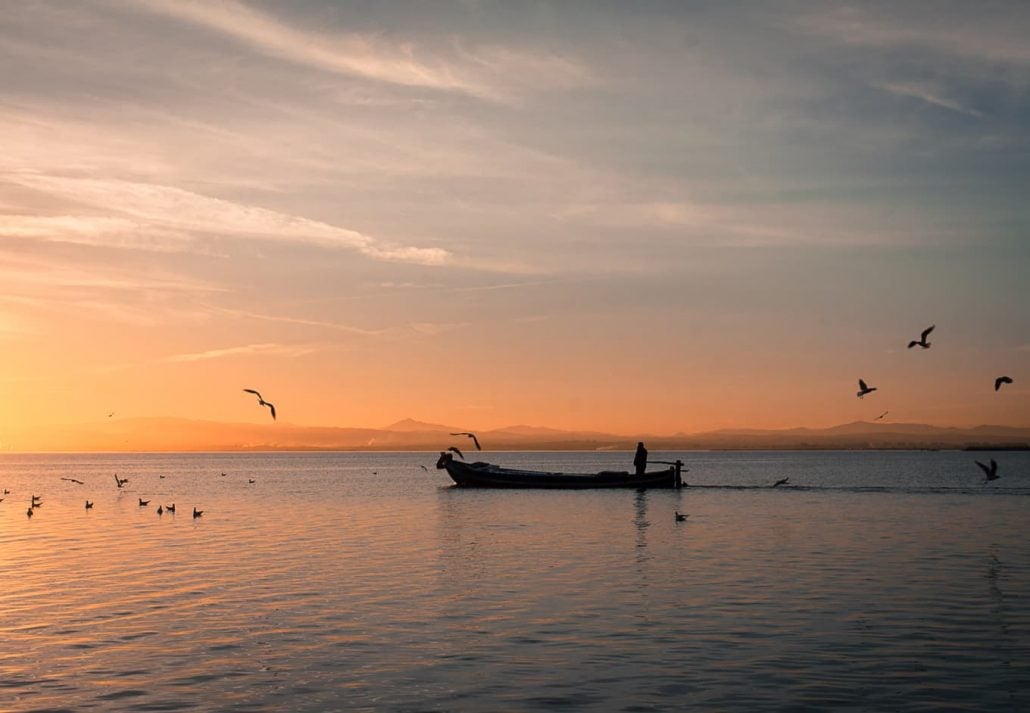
[[633, 441, 648, 476]]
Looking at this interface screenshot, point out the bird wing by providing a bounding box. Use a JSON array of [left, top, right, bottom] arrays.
[[975, 460, 990, 476], [907, 341, 919, 349], [858, 379, 868, 390], [995, 376, 1012, 390], [921, 325, 935, 340], [267, 402, 276, 420], [448, 446, 464, 459], [471, 434, 481, 450], [243, 388, 262, 399]]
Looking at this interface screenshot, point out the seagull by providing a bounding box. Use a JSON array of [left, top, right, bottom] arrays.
[[166, 503, 176, 514], [975, 459, 999, 482], [908, 324, 935, 349], [27, 507, 33, 518], [157, 505, 163, 515], [857, 379, 878, 398], [85, 500, 93, 510], [248, 479, 256, 484], [675, 511, 688, 522], [875, 411, 889, 421], [243, 389, 276, 421], [447, 446, 465, 460], [114, 475, 128, 488], [61, 477, 85, 485], [995, 376, 1013, 392], [450, 432, 482, 450], [193, 507, 203, 518], [772, 477, 789, 487], [138, 498, 150, 506]]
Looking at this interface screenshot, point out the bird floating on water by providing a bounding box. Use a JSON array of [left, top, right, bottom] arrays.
[[447, 446, 465, 460], [139, 498, 150, 506], [243, 389, 276, 421], [114, 475, 128, 488], [166, 503, 176, 514], [27, 507, 33, 518], [908, 324, 935, 349], [450, 432, 481, 450], [85, 500, 93, 510], [995, 376, 1013, 392], [856, 379, 877, 398], [772, 477, 789, 487], [675, 511, 687, 522], [975, 459, 999, 482], [157, 505, 163, 515], [248, 479, 256, 484], [193, 507, 203, 518]]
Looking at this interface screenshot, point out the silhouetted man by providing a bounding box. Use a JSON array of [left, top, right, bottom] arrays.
[[633, 442, 648, 476]]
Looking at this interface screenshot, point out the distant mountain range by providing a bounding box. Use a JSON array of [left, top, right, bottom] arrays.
[[5, 417, 1029, 452]]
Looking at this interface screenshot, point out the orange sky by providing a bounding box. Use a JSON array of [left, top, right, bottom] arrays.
[[1, 2, 1028, 449]]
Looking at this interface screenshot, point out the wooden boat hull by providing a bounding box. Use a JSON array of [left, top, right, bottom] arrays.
[[438, 456, 680, 489]]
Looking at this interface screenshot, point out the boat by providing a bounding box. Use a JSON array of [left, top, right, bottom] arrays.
[[435, 452, 685, 489]]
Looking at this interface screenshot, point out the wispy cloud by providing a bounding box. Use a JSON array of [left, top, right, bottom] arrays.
[[874, 81, 983, 117], [6, 173, 450, 265], [126, 0, 590, 103], [165, 342, 325, 362]]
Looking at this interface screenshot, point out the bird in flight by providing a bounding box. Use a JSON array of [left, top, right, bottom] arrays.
[[772, 477, 789, 487], [908, 324, 935, 349], [875, 411, 889, 421], [61, 477, 85, 485], [107, 412, 115, 418], [239, 389, 273, 418], [114, 475, 128, 488], [857, 379, 877, 398], [451, 432, 482, 450], [447, 446, 465, 460], [995, 376, 1013, 392], [975, 459, 999, 482]]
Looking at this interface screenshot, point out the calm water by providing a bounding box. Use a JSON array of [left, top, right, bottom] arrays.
[[1, 450, 1028, 712]]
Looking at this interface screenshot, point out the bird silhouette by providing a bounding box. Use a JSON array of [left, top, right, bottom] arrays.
[[85, 500, 93, 510], [61, 477, 85, 485], [675, 511, 687, 522], [243, 389, 276, 420], [447, 446, 465, 460], [157, 505, 163, 515], [772, 477, 789, 487], [114, 475, 128, 488], [908, 324, 935, 349], [193, 507, 203, 518], [248, 479, 256, 484], [419, 465, 428, 472], [975, 459, 999, 482], [26, 507, 33, 518], [995, 376, 1013, 392], [857, 379, 877, 398], [166, 503, 176, 514], [450, 432, 482, 450], [138, 498, 150, 506], [876, 411, 889, 421]]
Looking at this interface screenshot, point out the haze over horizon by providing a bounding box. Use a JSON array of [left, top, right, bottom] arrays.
[[2, 2, 1028, 449]]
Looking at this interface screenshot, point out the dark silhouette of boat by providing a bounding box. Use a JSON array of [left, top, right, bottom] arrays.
[[435, 452, 684, 489]]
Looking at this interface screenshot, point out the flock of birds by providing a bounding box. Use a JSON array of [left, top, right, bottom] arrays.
[[20, 472, 209, 520], [855, 324, 1014, 485]]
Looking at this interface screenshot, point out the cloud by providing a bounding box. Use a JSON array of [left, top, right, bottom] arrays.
[[873, 81, 983, 117], [165, 342, 325, 362], [126, 0, 590, 103], [5, 173, 451, 265]]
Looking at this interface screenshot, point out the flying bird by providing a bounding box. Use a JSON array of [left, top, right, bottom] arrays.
[[975, 459, 999, 482], [450, 432, 482, 450], [995, 376, 1013, 392], [61, 477, 84, 485], [907, 324, 935, 349], [243, 389, 276, 421], [107, 412, 115, 418], [447, 446, 465, 460], [857, 379, 878, 398], [772, 477, 789, 487], [193, 507, 203, 518], [114, 475, 128, 488], [675, 511, 688, 522], [875, 411, 889, 421]]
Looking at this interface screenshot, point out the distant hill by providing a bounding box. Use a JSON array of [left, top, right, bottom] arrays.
[[3, 417, 1028, 452]]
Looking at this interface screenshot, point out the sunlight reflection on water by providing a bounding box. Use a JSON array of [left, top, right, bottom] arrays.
[[1, 451, 1028, 711]]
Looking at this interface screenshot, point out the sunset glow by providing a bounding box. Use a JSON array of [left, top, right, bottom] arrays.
[[1, 2, 1027, 450]]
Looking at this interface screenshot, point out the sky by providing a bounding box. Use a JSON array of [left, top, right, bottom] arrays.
[[1, 1, 1028, 447]]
